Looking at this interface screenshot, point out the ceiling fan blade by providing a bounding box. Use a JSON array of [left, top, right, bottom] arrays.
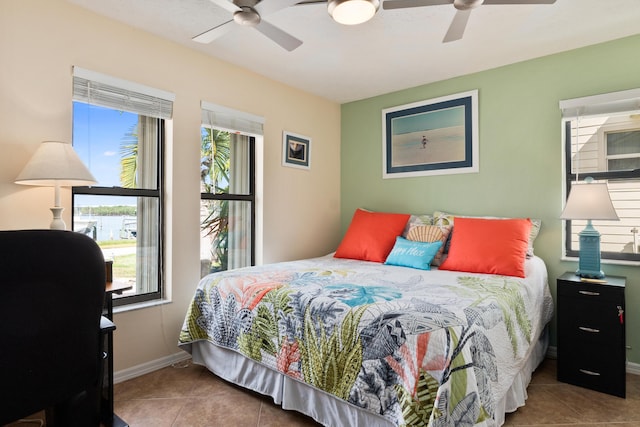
[[383, 0, 451, 10], [483, 0, 556, 3], [294, 0, 328, 5], [192, 20, 235, 44], [254, 20, 303, 51], [256, 0, 304, 16], [443, 9, 470, 43], [207, 0, 242, 14]]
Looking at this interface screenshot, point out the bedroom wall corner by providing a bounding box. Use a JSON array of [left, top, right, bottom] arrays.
[[340, 33, 640, 365]]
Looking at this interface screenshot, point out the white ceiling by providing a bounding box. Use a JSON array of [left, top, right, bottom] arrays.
[[65, 0, 640, 103]]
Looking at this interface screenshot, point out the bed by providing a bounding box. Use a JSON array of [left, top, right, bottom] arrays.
[[179, 209, 554, 427]]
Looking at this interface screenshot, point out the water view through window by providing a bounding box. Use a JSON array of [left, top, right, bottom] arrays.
[[72, 101, 162, 303]]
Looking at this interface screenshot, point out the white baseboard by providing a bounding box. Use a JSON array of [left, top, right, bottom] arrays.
[[547, 345, 640, 375], [627, 361, 640, 375], [114, 350, 191, 384]]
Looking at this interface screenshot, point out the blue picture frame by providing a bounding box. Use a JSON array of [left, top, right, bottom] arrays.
[[382, 90, 479, 178]]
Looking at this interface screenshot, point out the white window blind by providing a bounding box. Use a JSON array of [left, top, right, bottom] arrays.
[[201, 101, 264, 136], [73, 66, 174, 119], [560, 88, 640, 119]]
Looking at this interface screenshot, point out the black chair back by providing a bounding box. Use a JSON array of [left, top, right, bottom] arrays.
[[0, 230, 105, 426]]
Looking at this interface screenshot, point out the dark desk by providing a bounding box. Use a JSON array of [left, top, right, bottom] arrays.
[[105, 281, 132, 318], [102, 281, 133, 427]]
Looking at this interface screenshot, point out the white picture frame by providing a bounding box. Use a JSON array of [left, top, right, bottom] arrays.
[[282, 131, 311, 170]]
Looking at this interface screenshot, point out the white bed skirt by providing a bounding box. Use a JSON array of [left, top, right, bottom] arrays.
[[188, 326, 549, 427]]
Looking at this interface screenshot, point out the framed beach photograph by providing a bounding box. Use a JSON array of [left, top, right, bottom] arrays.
[[382, 90, 479, 179], [282, 131, 311, 170]]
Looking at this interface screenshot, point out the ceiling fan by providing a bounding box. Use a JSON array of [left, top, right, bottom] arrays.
[[193, 0, 304, 51], [382, 0, 557, 43], [193, 0, 383, 51]]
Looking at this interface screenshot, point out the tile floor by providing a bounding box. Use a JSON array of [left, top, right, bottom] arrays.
[[6, 358, 640, 426]]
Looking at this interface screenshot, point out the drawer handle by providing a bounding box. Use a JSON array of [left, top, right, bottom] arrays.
[[579, 290, 600, 296], [579, 369, 601, 376], [578, 326, 600, 333]]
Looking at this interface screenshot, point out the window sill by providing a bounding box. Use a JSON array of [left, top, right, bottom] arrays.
[[561, 256, 640, 267], [112, 298, 172, 315]]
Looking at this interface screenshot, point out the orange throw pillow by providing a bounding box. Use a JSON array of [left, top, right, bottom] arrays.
[[335, 209, 410, 263], [439, 217, 532, 277]]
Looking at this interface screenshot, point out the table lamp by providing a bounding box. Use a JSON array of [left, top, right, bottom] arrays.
[[15, 141, 96, 230], [560, 177, 619, 279]]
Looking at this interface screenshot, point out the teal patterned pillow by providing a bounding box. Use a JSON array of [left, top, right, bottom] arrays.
[[384, 237, 443, 270]]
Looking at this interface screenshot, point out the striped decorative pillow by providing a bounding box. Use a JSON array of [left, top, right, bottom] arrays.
[[406, 224, 452, 266], [402, 214, 433, 238]]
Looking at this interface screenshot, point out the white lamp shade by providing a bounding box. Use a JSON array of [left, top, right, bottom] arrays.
[[328, 0, 379, 25], [560, 180, 619, 221], [15, 141, 96, 187]]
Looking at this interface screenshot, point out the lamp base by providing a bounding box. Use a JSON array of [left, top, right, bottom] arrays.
[[575, 268, 605, 279], [50, 207, 66, 230], [576, 220, 604, 279]]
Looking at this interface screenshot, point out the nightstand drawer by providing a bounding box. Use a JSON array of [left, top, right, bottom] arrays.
[[559, 322, 622, 350], [557, 362, 625, 397], [561, 299, 623, 339], [560, 340, 623, 371], [557, 280, 624, 304]]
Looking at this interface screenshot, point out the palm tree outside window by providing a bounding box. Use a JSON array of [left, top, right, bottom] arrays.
[[200, 126, 255, 277], [200, 103, 259, 278]]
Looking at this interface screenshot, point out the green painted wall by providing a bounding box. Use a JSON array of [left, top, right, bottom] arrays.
[[341, 34, 640, 363]]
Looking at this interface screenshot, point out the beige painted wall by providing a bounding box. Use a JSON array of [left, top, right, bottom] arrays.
[[0, 0, 341, 371]]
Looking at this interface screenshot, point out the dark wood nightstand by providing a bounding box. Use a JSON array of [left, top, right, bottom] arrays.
[[557, 272, 626, 397]]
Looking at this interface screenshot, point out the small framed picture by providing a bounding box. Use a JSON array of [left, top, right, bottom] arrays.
[[282, 131, 311, 170]]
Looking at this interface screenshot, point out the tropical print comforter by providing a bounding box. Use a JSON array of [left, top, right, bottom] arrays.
[[179, 255, 553, 427]]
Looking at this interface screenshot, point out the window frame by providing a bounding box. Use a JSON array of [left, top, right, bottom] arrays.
[[564, 119, 640, 262], [200, 131, 257, 270], [72, 115, 166, 306]]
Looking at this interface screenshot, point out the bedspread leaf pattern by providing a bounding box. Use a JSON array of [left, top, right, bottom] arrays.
[[395, 368, 439, 427], [179, 258, 548, 427], [237, 286, 294, 361], [299, 305, 367, 399], [178, 288, 209, 343], [456, 276, 532, 356]]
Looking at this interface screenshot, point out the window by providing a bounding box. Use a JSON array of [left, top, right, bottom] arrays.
[[199, 102, 259, 277], [606, 128, 640, 171], [561, 89, 640, 261], [71, 67, 174, 305]]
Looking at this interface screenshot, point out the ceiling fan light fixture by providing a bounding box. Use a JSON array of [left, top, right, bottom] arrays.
[[453, 0, 484, 11], [233, 6, 261, 26], [328, 0, 380, 25]]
